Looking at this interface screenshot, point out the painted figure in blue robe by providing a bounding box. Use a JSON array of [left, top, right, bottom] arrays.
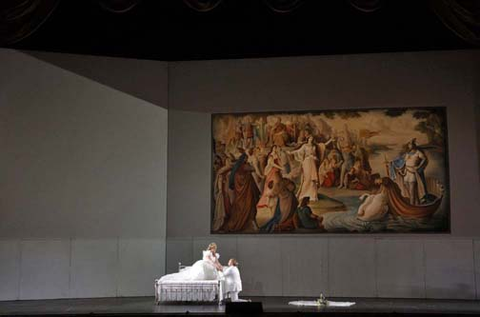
[[260, 178, 298, 232], [295, 197, 323, 229]]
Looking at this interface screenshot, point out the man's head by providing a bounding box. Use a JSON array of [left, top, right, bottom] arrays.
[[407, 138, 417, 151], [300, 196, 310, 207]]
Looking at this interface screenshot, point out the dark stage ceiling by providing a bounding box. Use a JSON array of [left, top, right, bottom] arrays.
[[1, 0, 479, 61]]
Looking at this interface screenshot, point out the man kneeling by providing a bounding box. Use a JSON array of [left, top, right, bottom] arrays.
[[223, 258, 248, 302]]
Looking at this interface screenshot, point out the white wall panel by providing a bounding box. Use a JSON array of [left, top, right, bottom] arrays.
[[70, 239, 118, 298], [0, 49, 169, 300], [118, 239, 166, 296], [425, 240, 475, 299], [376, 239, 425, 298], [328, 238, 376, 297], [19, 240, 70, 300], [237, 237, 282, 296], [166, 238, 193, 274], [281, 238, 329, 296], [0, 241, 20, 301]]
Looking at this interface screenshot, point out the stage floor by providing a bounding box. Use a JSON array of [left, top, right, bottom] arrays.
[[1, 296, 480, 316]]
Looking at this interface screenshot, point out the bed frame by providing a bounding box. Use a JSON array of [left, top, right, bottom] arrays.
[[154, 262, 223, 304]]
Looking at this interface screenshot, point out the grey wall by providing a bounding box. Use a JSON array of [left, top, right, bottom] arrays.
[[0, 49, 168, 300], [167, 50, 480, 299], [25, 51, 169, 107], [0, 48, 478, 302]]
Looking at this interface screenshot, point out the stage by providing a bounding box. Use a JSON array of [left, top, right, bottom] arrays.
[[1, 296, 480, 316]]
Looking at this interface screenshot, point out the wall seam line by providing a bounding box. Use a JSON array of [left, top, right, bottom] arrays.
[[280, 238, 284, 297], [165, 61, 171, 272], [326, 238, 331, 296], [191, 236, 194, 267], [472, 239, 477, 299], [116, 237, 120, 297], [422, 240, 427, 299], [17, 240, 22, 300], [68, 238, 73, 298]]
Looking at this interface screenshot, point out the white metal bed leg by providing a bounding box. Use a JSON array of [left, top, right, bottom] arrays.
[[154, 280, 159, 305]]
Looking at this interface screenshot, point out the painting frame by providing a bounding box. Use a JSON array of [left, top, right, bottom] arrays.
[[210, 106, 451, 235]]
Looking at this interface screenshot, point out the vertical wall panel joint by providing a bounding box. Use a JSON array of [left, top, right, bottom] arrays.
[[68, 238, 73, 298], [422, 240, 427, 299], [116, 237, 120, 297], [472, 239, 477, 299], [17, 240, 22, 300]]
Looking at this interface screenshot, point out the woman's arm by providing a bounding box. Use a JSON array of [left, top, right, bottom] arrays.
[[324, 138, 333, 146], [213, 257, 223, 271], [288, 145, 305, 162], [287, 144, 305, 155], [271, 162, 284, 170], [207, 252, 223, 271]]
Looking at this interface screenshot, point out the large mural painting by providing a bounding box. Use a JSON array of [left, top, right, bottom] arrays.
[[211, 107, 449, 234]]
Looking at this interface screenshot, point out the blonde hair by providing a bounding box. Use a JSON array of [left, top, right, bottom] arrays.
[[207, 242, 217, 251]]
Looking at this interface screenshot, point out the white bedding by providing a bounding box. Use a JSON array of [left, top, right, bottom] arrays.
[[155, 263, 233, 304]]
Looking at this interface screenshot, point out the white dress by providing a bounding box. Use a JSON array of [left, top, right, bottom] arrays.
[[291, 143, 319, 201], [159, 251, 220, 281]]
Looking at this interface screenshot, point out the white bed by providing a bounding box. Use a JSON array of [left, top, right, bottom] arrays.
[[154, 263, 224, 304]]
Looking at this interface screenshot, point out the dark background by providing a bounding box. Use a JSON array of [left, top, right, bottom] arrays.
[[4, 0, 475, 61]]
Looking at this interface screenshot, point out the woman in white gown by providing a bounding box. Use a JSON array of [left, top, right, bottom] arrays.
[[159, 243, 223, 282], [288, 136, 319, 201]]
